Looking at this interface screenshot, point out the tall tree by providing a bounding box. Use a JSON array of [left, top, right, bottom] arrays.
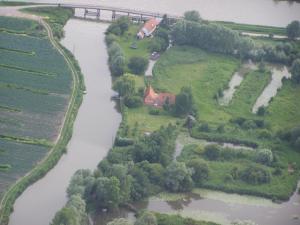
[[291, 59, 300, 83], [184, 10, 201, 22], [286, 20, 300, 40]]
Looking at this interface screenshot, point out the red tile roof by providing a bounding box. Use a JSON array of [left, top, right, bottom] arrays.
[[144, 86, 175, 108]]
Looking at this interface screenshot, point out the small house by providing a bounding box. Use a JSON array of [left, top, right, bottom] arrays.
[[137, 18, 161, 39], [144, 85, 175, 108]]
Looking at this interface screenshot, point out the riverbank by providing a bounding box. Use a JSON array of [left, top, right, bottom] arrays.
[[0, 7, 85, 225]]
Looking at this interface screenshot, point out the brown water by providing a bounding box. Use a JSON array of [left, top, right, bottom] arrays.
[[8, 19, 121, 225], [252, 65, 291, 113], [219, 62, 257, 106], [23, 0, 300, 27], [94, 183, 300, 225]]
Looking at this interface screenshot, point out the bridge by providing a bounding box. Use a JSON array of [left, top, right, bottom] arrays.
[[58, 3, 182, 22]]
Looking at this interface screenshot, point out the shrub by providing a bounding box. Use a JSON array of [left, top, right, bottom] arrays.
[[124, 95, 143, 108], [149, 108, 160, 115], [198, 123, 210, 132], [240, 165, 271, 184], [242, 120, 257, 130], [128, 56, 149, 75], [203, 144, 220, 160], [164, 162, 193, 192], [255, 149, 273, 165], [257, 106, 266, 116], [186, 158, 209, 186]]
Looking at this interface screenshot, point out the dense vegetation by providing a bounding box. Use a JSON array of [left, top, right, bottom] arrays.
[[54, 9, 300, 225]]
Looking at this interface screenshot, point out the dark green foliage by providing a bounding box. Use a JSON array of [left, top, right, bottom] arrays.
[[184, 10, 201, 22], [204, 144, 221, 160], [128, 56, 149, 75], [165, 161, 193, 192], [255, 149, 273, 165], [240, 165, 271, 184], [286, 20, 300, 40], [124, 95, 143, 108], [108, 42, 125, 76], [131, 125, 177, 166], [171, 20, 253, 55], [257, 106, 266, 116], [291, 59, 300, 84], [51, 195, 89, 225], [278, 125, 300, 151], [186, 158, 209, 186], [175, 86, 194, 116], [113, 75, 136, 97], [107, 17, 130, 36]]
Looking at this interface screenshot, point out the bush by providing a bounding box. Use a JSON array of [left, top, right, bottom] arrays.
[[128, 56, 149, 75], [203, 144, 220, 160], [164, 162, 193, 192], [149, 108, 160, 115], [240, 165, 271, 184], [124, 95, 143, 108], [198, 123, 210, 132], [255, 149, 273, 165], [257, 106, 266, 116], [242, 120, 257, 130], [186, 159, 209, 186]]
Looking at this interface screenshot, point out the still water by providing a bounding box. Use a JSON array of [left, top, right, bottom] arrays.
[[8, 19, 121, 225], [24, 0, 300, 27]]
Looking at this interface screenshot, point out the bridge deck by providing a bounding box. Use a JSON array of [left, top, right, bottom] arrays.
[[59, 3, 182, 19]]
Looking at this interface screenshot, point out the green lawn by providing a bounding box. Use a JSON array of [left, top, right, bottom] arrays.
[[153, 46, 239, 123], [228, 70, 272, 116], [266, 80, 300, 131]]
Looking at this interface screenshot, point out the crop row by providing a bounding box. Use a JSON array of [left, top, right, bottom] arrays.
[[0, 16, 38, 33], [0, 139, 48, 197]]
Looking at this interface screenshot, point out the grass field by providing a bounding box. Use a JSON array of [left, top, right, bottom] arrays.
[[0, 16, 72, 197]]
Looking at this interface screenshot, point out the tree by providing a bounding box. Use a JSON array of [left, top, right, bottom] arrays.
[[184, 10, 201, 22], [111, 55, 125, 76], [255, 149, 273, 165], [286, 20, 300, 40], [204, 144, 220, 160], [51, 207, 78, 225], [86, 176, 121, 209], [291, 59, 300, 84], [240, 165, 271, 184], [113, 75, 136, 97], [135, 211, 157, 225], [186, 158, 209, 186], [128, 56, 149, 75], [165, 161, 193, 192], [174, 86, 194, 116]]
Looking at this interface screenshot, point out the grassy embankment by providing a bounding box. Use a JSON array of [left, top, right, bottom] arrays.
[[0, 7, 85, 225], [214, 21, 286, 35], [112, 19, 300, 201]]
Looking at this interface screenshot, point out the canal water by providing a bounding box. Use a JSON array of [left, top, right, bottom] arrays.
[[8, 19, 121, 225], [24, 0, 300, 27]]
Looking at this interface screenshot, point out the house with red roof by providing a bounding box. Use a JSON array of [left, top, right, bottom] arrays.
[[137, 17, 161, 39], [144, 85, 176, 108]]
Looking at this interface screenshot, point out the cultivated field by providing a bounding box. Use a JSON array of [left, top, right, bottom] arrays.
[[0, 16, 72, 197]]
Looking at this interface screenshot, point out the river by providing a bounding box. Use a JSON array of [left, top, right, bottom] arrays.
[[23, 0, 300, 27], [8, 19, 121, 225]]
